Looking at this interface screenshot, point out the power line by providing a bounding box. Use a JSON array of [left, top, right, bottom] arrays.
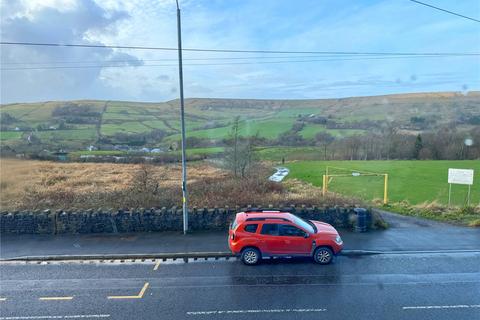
[[1, 53, 477, 66], [2, 54, 477, 71], [408, 0, 480, 23], [0, 54, 436, 65], [0, 54, 409, 65], [1, 41, 479, 56]]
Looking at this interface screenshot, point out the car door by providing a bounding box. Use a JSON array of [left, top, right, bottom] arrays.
[[259, 223, 283, 255], [278, 224, 312, 254]]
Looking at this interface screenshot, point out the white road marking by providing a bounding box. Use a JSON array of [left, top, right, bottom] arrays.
[[153, 261, 160, 271], [38, 297, 73, 301], [0, 315, 110, 319], [187, 308, 327, 316], [403, 304, 480, 310]]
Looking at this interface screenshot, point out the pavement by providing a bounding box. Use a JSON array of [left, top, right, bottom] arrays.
[[1, 210, 479, 260]]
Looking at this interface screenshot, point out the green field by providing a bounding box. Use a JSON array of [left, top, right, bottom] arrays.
[[0, 131, 23, 141], [165, 118, 294, 141], [256, 146, 322, 161], [3, 92, 478, 149], [101, 122, 152, 135], [71, 147, 224, 157], [36, 129, 96, 141], [299, 125, 365, 138], [186, 147, 224, 156], [286, 160, 480, 206]]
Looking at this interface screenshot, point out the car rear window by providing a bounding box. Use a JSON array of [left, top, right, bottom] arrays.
[[230, 218, 238, 230], [244, 224, 258, 233], [260, 223, 279, 235]]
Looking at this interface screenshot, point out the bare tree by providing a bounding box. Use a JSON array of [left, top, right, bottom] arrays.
[[224, 117, 258, 178], [238, 134, 258, 178], [315, 132, 334, 160], [224, 117, 241, 177], [129, 164, 160, 206]]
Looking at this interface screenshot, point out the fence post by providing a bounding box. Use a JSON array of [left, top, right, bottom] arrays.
[[383, 174, 389, 205], [322, 175, 327, 196]]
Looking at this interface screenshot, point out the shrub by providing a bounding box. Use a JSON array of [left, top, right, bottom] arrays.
[[469, 219, 480, 227]]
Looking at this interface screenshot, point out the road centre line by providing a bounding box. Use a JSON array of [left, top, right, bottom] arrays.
[[107, 282, 149, 299], [0, 298, 6, 301], [38, 297, 73, 301], [403, 304, 480, 310], [146, 279, 480, 290], [2, 278, 476, 295], [0, 315, 110, 319], [186, 308, 327, 315]]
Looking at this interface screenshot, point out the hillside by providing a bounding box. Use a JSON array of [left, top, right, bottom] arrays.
[[1, 91, 479, 152]]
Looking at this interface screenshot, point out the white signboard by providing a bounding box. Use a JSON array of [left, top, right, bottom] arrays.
[[448, 168, 474, 185]]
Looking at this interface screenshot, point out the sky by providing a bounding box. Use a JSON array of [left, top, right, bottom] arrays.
[[1, 0, 479, 103]]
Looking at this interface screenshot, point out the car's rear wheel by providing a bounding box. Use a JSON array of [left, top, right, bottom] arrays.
[[241, 247, 261, 265], [313, 247, 333, 264]]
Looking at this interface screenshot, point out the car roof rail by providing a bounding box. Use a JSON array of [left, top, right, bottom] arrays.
[[243, 209, 281, 213], [245, 217, 291, 222]]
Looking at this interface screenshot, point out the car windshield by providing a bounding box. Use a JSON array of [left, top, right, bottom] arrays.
[[291, 215, 315, 234]]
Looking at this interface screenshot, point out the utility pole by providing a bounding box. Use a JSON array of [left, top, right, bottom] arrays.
[[176, 0, 188, 234]]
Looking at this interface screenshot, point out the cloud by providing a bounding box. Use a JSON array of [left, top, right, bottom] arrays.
[[1, 0, 79, 20], [1, 0, 479, 103], [0, 0, 140, 103]]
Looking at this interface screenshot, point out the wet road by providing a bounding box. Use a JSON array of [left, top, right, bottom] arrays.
[[1, 252, 479, 320]]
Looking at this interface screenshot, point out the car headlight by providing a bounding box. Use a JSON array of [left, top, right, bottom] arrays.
[[335, 235, 343, 245]]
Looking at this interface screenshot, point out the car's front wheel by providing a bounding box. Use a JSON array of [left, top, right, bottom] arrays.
[[241, 247, 261, 265], [313, 247, 333, 264]]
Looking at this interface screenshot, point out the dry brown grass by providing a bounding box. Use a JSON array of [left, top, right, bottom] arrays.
[[0, 158, 360, 211], [0, 158, 225, 210]]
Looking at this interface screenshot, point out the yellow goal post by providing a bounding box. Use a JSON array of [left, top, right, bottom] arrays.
[[322, 166, 389, 204]]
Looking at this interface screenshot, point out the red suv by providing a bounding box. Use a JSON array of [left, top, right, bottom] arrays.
[[228, 211, 343, 265]]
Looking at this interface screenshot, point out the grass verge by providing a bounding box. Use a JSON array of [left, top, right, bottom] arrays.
[[383, 201, 480, 227]]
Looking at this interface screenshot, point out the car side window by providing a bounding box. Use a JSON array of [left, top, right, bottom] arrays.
[[260, 223, 279, 236], [279, 224, 305, 237], [244, 224, 258, 233]]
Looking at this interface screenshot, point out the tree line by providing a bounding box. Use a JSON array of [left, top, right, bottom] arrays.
[[313, 126, 480, 160], [220, 122, 480, 163]]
